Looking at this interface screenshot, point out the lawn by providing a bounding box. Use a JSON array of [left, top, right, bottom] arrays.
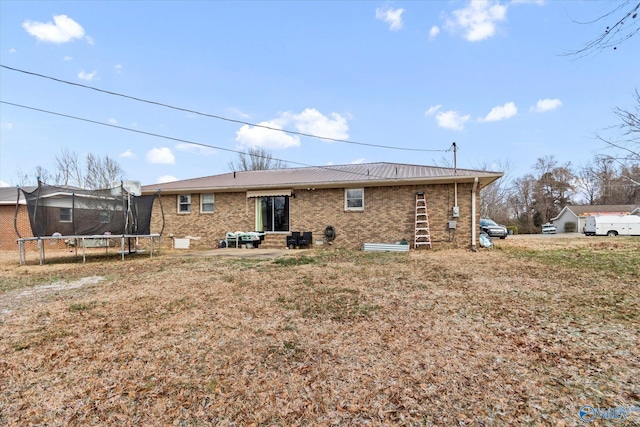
[[1, 236, 639, 426]]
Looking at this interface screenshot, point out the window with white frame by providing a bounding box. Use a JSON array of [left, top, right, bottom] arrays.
[[201, 194, 215, 213], [60, 207, 72, 222], [345, 188, 364, 211], [178, 194, 191, 213]]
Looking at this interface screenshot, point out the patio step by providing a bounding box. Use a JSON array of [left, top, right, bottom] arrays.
[[258, 234, 287, 249]]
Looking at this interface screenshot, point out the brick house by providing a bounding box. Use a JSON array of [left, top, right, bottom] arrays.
[[141, 162, 502, 250], [0, 186, 35, 251]]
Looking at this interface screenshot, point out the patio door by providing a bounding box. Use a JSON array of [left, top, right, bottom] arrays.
[[259, 196, 289, 232]]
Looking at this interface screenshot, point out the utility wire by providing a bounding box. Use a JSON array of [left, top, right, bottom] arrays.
[[1, 64, 451, 153], [1, 100, 447, 181]]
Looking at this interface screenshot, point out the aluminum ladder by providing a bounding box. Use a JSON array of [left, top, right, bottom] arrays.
[[414, 192, 432, 249]]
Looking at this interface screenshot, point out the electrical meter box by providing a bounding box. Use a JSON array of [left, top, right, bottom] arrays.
[[452, 206, 460, 218], [448, 221, 457, 229]]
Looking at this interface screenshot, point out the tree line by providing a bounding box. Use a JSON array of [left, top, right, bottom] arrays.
[[481, 156, 639, 234], [16, 148, 125, 190]]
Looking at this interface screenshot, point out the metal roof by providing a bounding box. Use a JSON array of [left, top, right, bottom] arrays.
[[553, 205, 640, 219], [141, 162, 503, 194]]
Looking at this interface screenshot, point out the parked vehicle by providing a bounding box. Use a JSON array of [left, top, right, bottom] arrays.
[[541, 223, 557, 234], [583, 215, 640, 236], [480, 218, 508, 239]]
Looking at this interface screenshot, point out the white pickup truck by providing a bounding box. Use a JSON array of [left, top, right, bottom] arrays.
[[583, 215, 640, 236]]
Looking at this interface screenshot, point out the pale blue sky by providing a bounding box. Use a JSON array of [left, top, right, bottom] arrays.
[[1, 1, 638, 187]]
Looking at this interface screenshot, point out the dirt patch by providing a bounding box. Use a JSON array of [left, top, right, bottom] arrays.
[[1, 276, 104, 316], [1, 236, 639, 425], [165, 248, 290, 259]]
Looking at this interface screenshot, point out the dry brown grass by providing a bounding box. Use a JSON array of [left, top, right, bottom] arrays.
[[1, 236, 639, 426]]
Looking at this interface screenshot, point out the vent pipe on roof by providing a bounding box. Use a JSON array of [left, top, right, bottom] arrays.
[[234, 171, 236, 178], [453, 142, 457, 175]]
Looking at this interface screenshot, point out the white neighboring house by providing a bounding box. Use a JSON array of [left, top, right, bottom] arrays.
[[551, 205, 640, 233]]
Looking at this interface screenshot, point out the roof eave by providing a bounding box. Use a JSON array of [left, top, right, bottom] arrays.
[[141, 173, 503, 195]]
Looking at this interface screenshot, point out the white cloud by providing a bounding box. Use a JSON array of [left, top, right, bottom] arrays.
[[351, 158, 366, 164], [375, 7, 404, 31], [435, 110, 471, 131], [176, 143, 217, 156], [119, 149, 135, 159], [480, 102, 518, 122], [146, 147, 175, 164], [108, 118, 117, 124], [22, 14, 88, 44], [235, 108, 349, 148], [531, 98, 562, 113], [425, 105, 442, 116], [78, 70, 98, 81], [445, 0, 507, 42], [226, 107, 251, 119], [284, 108, 349, 141], [157, 175, 178, 184], [511, 0, 545, 5], [10, 48, 17, 54], [236, 121, 301, 149], [429, 26, 441, 39], [0, 179, 11, 187], [114, 64, 122, 73], [425, 105, 470, 130], [63, 55, 72, 61], [1, 122, 14, 130]]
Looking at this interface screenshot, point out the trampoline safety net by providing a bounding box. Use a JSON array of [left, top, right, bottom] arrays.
[[16, 181, 162, 238]]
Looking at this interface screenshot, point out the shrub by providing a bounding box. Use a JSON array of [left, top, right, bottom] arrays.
[[506, 225, 518, 235]]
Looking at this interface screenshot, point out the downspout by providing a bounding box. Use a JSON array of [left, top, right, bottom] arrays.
[[471, 177, 478, 251]]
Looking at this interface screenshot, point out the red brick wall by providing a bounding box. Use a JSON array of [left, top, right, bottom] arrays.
[[0, 205, 34, 251], [151, 183, 479, 250]]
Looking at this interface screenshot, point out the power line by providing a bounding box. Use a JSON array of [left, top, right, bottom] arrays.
[[0, 64, 451, 153], [1, 100, 437, 181]]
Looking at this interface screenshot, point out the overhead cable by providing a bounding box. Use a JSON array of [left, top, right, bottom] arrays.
[[0, 64, 451, 153], [1, 100, 440, 181]]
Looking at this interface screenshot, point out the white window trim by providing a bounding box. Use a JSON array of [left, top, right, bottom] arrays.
[[200, 193, 215, 213], [344, 188, 364, 211], [60, 207, 72, 223], [178, 194, 192, 214]]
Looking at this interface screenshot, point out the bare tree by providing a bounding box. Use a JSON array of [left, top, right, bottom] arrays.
[[575, 162, 600, 205], [54, 148, 84, 187], [228, 147, 287, 171], [478, 159, 513, 223], [599, 89, 640, 163], [14, 165, 55, 186], [85, 153, 125, 189], [509, 174, 537, 233], [566, 1, 640, 57], [16, 148, 126, 189]]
